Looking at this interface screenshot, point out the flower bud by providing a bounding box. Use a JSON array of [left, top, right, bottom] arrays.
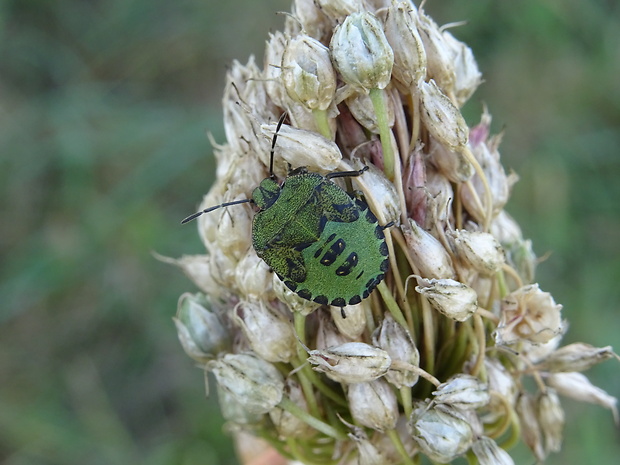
[[448, 229, 505, 276], [216, 382, 262, 424], [491, 211, 536, 284], [516, 393, 545, 461], [372, 313, 420, 388], [350, 162, 400, 226], [409, 402, 474, 463], [415, 9, 455, 92], [403, 146, 427, 225], [222, 60, 266, 156], [315, 0, 363, 23], [232, 300, 296, 363], [384, 1, 427, 91], [424, 163, 454, 227], [461, 112, 517, 223], [442, 30, 482, 107], [264, 31, 287, 108], [535, 343, 616, 373], [206, 192, 253, 261], [472, 437, 515, 465], [537, 389, 564, 454], [495, 284, 564, 345], [414, 276, 478, 322], [269, 378, 314, 438], [485, 358, 519, 415], [432, 374, 490, 410], [347, 379, 399, 431], [418, 78, 469, 151], [330, 302, 366, 340], [234, 249, 273, 299], [208, 353, 284, 415], [403, 219, 456, 279], [208, 247, 239, 289], [348, 427, 389, 465], [430, 137, 475, 183], [314, 309, 351, 349], [330, 11, 394, 91], [282, 35, 336, 111], [490, 210, 523, 245], [547, 372, 619, 423], [260, 123, 342, 175], [174, 293, 229, 363], [292, 0, 330, 40], [307, 342, 391, 384], [159, 254, 222, 299]]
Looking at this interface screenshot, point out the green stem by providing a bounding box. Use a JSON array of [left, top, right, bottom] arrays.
[[377, 281, 408, 329], [294, 360, 321, 418], [294, 312, 308, 360], [369, 87, 395, 181], [386, 428, 415, 465], [313, 108, 332, 140], [400, 385, 413, 419], [419, 296, 436, 376], [469, 314, 486, 377], [278, 396, 346, 440]]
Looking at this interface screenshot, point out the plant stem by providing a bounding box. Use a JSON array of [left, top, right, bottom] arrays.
[[278, 396, 346, 440], [369, 87, 395, 181]]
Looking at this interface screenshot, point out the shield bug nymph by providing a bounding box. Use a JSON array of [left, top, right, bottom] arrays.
[[182, 114, 390, 317]]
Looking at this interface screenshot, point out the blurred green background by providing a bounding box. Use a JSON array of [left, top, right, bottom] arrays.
[[1, 0, 618, 464]]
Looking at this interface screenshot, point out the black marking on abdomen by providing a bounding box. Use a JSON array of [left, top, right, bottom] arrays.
[[313, 295, 328, 305], [379, 241, 389, 256], [320, 238, 346, 266], [297, 288, 312, 300], [365, 274, 384, 292], [335, 251, 358, 276], [366, 208, 378, 223]]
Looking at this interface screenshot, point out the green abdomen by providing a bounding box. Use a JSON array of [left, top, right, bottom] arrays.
[[296, 209, 389, 307]]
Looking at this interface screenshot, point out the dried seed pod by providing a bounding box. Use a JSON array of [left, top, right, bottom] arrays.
[[208, 353, 284, 415], [174, 293, 229, 362], [307, 342, 391, 384], [330, 11, 394, 91], [409, 402, 474, 463], [347, 379, 399, 431], [282, 35, 336, 111], [414, 276, 478, 322]]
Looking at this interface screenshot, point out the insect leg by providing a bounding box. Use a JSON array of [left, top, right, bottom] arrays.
[[325, 165, 369, 180]]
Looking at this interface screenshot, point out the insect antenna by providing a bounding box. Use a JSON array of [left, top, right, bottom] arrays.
[[181, 199, 253, 224], [269, 112, 287, 178]]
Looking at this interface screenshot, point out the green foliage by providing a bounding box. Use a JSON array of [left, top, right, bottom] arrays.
[[1, 0, 618, 464]]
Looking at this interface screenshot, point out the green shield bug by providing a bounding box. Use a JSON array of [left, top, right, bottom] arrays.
[[182, 115, 390, 317]]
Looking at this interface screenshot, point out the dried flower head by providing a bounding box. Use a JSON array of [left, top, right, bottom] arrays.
[[171, 1, 617, 463]]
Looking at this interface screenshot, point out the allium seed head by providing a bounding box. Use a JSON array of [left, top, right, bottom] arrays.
[[172, 2, 617, 463]]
